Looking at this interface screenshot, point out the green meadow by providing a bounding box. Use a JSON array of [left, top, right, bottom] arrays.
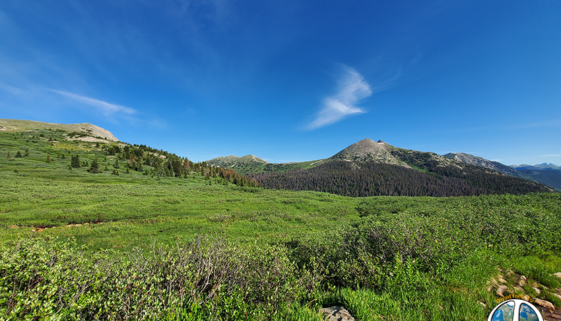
[[1, 129, 560, 320]]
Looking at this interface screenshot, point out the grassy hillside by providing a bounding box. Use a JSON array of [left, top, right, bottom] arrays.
[[0, 118, 119, 141], [0, 129, 355, 249], [1, 127, 561, 320]]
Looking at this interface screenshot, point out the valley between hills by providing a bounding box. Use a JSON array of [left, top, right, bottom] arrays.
[[1, 119, 560, 320]]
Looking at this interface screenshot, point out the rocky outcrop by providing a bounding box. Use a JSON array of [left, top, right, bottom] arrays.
[[320, 306, 355, 321]]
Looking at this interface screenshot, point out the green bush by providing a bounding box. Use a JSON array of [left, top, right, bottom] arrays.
[[0, 235, 319, 320]]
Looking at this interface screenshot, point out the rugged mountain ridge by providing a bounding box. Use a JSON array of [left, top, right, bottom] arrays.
[[444, 152, 525, 178], [246, 139, 552, 197]]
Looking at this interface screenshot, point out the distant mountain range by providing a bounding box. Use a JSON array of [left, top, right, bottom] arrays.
[[3, 117, 555, 196], [510, 163, 561, 171], [506, 163, 561, 190], [209, 139, 553, 197]]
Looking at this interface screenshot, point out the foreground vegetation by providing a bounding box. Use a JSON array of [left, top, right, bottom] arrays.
[[1, 126, 560, 320]]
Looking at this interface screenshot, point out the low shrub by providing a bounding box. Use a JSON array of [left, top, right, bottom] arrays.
[[0, 235, 319, 320]]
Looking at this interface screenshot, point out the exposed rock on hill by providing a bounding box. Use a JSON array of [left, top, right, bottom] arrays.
[[0, 119, 119, 141]]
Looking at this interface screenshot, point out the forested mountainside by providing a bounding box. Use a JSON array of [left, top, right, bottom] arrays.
[[250, 160, 551, 197], [516, 169, 561, 190]]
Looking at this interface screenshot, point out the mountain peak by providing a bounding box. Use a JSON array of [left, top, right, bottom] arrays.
[[207, 154, 268, 168], [329, 138, 405, 166], [240, 155, 268, 163]]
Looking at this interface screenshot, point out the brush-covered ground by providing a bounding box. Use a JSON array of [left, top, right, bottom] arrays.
[[1, 129, 561, 320]]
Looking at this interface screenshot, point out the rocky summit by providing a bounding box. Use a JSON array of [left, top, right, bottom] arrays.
[[329, 138, 410, 167]]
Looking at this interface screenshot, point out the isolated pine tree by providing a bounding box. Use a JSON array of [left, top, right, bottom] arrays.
[[113, 158, 120, 169], [25, 149, 30, 157], [61, 153, 65, 159], [71, 155, 80, 168], [88, 158, 101, 173], [15, 151, 22, 158], [126, 168, 130, 174], [7, 151, 10, 158], [46, 155, 52, 163]]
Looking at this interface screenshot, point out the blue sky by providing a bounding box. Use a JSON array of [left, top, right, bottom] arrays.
[[0, 0, 560, 165]]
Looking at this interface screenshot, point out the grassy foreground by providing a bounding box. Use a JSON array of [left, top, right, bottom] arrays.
[[1, 129, 561, 320]]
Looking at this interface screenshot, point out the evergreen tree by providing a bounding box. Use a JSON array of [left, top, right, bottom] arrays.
[[71, 155, 80, 168], [61, 153, 65, 159], [88, 158, 101, 173], [15, 151, 22, 158], [113, 158, 120, 169], [126, 168, 130, 174], [7, 151, 10, 158], [46, 155, 52, 163], [25, 149, 30, 157]]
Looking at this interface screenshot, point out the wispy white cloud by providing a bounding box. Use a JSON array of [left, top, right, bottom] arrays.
[[49, 89, 136, 117], [307, 65, 371, 130], [0, 82, 23, 95], [542, 154, 561, 157]]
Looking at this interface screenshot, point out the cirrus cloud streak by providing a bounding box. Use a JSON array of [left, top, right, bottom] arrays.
[[307, 65, 371, 130], [49, 89, 136, 117]]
